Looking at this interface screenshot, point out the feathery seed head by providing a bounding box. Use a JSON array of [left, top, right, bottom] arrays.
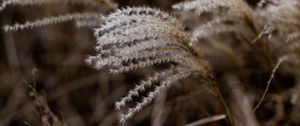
[[87, 7, 210, 123]]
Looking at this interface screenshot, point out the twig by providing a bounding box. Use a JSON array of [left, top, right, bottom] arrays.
[[253, 56, 288, 112], [184, 114, 226, 126]]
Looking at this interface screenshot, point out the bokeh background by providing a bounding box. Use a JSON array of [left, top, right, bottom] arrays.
[[1, 0, 299, 126]]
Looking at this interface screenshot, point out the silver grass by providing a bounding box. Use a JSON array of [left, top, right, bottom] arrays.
[[1, 0, 117, 32], [3, 12, 101, 32], [87, 7, 211, 123], [258, 0, 300, 43], [119, 67, 195, 123], [172, 0, 230, 15], [173, 0, 261, 43], [0, 0, 99, 12], [257, 0, 300, 56], [174, 0, 273, 72], [191, 17, 238, 41], [172, 0, 252, 16]]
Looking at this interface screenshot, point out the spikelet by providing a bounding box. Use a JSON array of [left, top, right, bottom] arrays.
[[173, 0, 260, 43], [0, 0, 99, 12], [257, 0, 300, 55], [3, 12, 101, 32], [172, 0, 253, 16], [174, 0, 273, 72], [172, 0, 231, 15], [86, 7, 211, 123], [1, 0, 118, 32], [190, 17, 239, 41], [257, 0, 300, 43]]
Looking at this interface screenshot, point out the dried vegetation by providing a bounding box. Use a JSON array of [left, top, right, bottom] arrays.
[[0, 0, 300, 126]]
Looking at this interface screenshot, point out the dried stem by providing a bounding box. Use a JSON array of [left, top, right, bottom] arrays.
[[184, 114, 226, 126], [253, 55, 289, 112]]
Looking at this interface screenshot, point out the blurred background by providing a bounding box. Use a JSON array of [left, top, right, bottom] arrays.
[[0, 0, 299, 126]]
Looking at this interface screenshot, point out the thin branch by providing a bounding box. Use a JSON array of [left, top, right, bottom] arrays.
[[253, 56, 289, 112], [184, 114, 226, 126]]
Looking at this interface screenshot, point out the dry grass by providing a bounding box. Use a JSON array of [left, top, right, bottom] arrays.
[[1, 0, 300, 126]]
